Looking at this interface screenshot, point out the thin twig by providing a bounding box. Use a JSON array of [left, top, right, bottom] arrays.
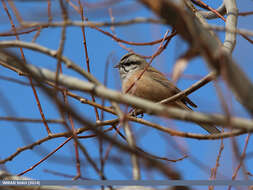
[[2, 0, 52, 135], [17, 137, 73, 176], [194, 0, 226, 21], [228, 134, 251, 190], [0, 116, 64, 124], [77, 0, 100, 121], [21, 17, 161, 29], [209, 129, 224, 190], [238, 11, 253, 16]]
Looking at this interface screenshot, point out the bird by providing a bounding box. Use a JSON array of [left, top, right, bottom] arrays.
[[114, 53, 220, 134]]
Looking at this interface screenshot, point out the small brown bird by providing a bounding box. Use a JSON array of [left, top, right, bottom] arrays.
[[114, 53, 220, 134]]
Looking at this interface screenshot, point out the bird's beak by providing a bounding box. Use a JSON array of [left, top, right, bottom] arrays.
[[113, 63, 120, 68]]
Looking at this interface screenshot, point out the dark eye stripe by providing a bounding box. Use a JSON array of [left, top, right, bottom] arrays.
[[124, 62, 131, 66], [123, 61, 140, 66]]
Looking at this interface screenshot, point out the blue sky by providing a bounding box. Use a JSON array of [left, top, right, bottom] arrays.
[[0, 0, 253, 189]]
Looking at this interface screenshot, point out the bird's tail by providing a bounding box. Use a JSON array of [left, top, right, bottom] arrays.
[[175, 101, 221, 134], [195, 122, 221, 134]]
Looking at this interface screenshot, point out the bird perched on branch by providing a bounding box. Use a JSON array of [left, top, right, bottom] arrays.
[[114, 53, 220, 134]]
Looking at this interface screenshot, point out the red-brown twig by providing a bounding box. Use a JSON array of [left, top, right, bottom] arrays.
[[209, 129, 224, 190], [193, 0, 226, 21], [0, 27, 39, 37], [228, 134, 251, 190], [17, 136, 73, 176], [1, 0, 52, 135], [238, 11, 253, 16], [47, 0, 53, 22], [77, 0, 100, 121], [32, 26, 42, 43]]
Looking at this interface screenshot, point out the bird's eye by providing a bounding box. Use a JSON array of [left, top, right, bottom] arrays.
[[124, 62, 133, 66]]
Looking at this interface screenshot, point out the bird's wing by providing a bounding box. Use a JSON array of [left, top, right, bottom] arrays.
[[147, 67, 197, 108], [146, 67, 220, 134]]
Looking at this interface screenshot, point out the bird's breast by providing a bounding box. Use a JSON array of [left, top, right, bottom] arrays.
[[122, 71, 172, 102]]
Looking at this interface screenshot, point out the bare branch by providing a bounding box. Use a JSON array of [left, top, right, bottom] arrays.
[[0, 40, 100, 84], [0, 116, 64, 124], [223, 0, 238, 52], [20, 18, 161, 28]]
